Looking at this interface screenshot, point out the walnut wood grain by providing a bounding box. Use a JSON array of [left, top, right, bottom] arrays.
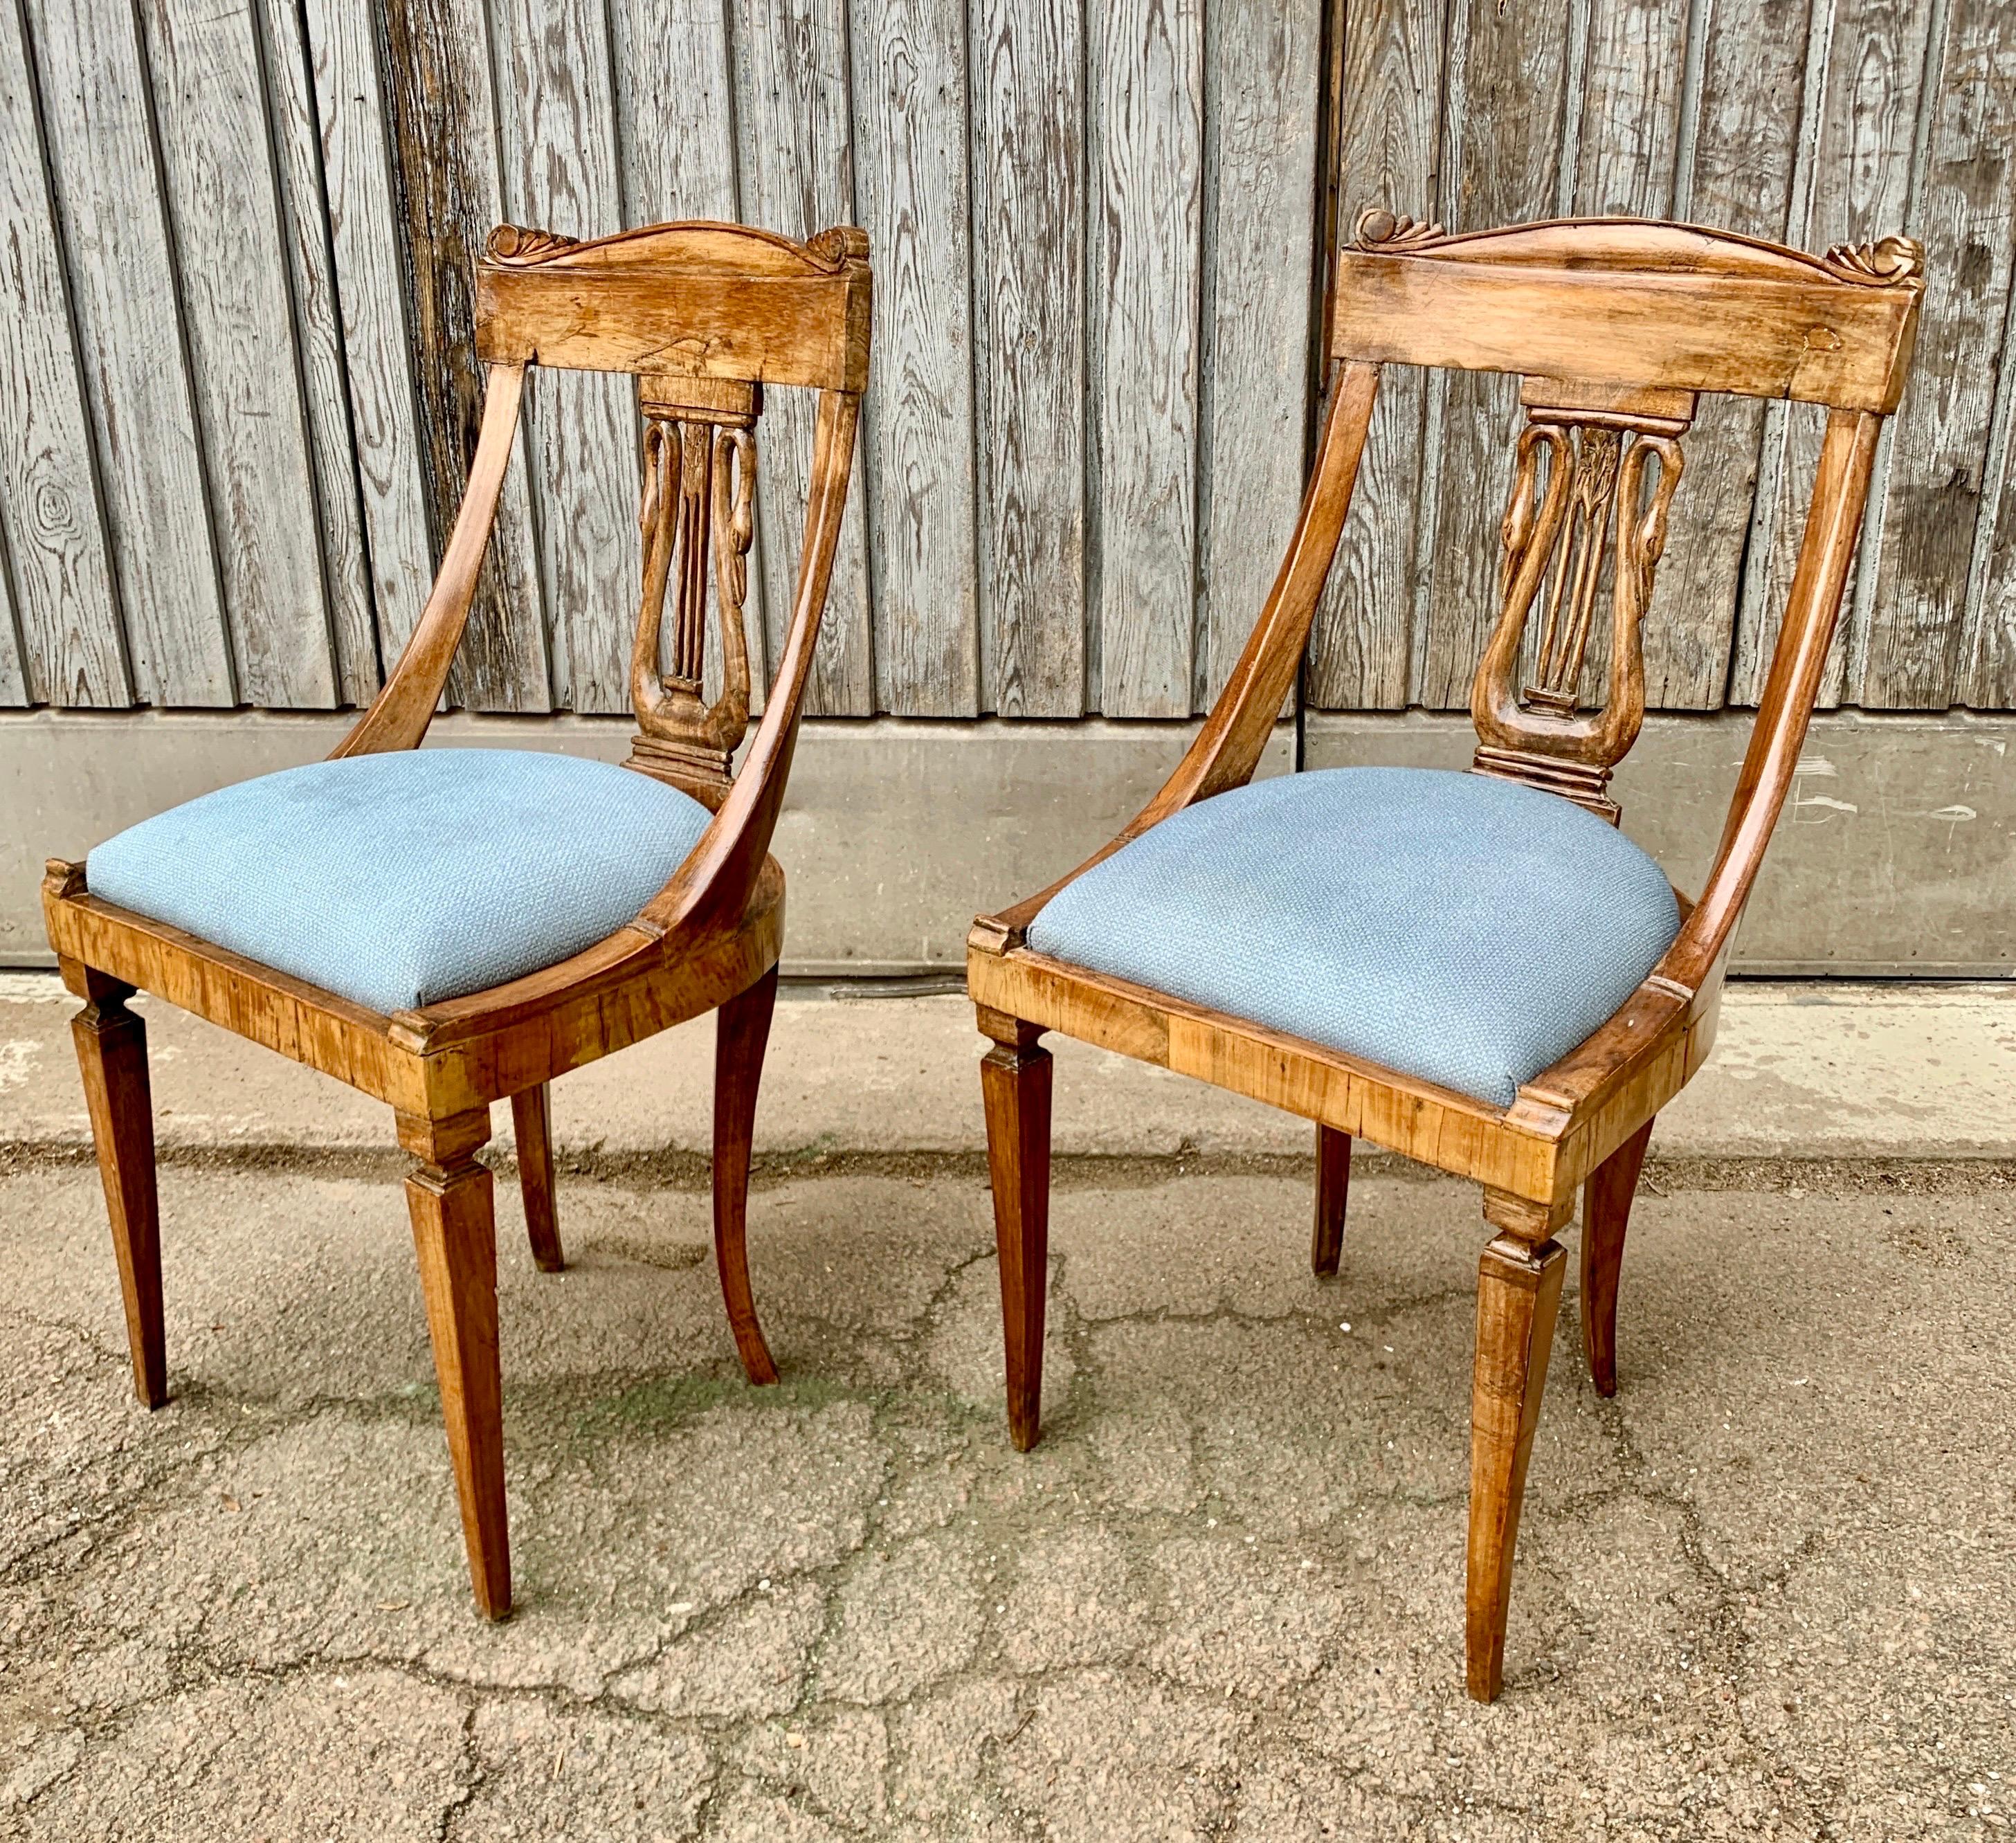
[[980, 1017, 1052, 1452], [713, 962, 780, 1386], [511, 1082, 563, 1273], [970, 943, 1637, 1203], [332, 362, 530, 761], [1332, 219, 1923, 413], [1311, 1124, 1351, 1278], [1469, 385, 1688, 820], [473, 222, 871, 390], [401, 1106, 510, 1618], [625, 378, 759, 804], [1581, 1116, 1653, 1397], [70, 979, 165, 1408], [1661, 410, 1885, 991], [1466, 1230, 1566, 1702]]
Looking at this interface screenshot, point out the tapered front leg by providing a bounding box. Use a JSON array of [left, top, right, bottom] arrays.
[[71, 974, 166, 1408], [511, 1083, 564, 1272], [1581, 1118, 1653, 1397], [979, 1008, 1052, 1452], [1311, 1125, 1351, 1276], [1466, 1191, 1570, 1702], [714, 963, 780, 1386], [400, 1108, 510, 1618]]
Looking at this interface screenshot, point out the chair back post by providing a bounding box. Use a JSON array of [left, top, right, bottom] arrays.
[[1329, 211, 1923, 828]]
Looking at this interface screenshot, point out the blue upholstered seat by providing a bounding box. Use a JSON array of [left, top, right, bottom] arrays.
[[1025, 768, 1681, 1109], [86, 749, 714, 1015]]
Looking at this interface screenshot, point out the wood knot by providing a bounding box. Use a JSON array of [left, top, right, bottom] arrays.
[[484, 224, 580, 265]]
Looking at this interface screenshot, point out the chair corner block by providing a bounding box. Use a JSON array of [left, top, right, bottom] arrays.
[[968, 913, 1020, 959], [43, 857, 87, 900]]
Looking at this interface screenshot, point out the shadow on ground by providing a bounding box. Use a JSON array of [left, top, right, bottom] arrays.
[[2, 1159, 2011, 1839]]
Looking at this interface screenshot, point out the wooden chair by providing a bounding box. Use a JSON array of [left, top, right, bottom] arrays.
[[968, 213, 1923, 1700], [43, 219, 871, 1617]]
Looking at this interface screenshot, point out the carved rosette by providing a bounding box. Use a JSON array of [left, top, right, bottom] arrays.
[[1471, 401, 1688, 822], [483, 224, 580, 265], [1820, 235, 1925, 286], [625, 380, 761, 806], [1354, 208, 1446, 252], [804, 224, 872, 269]]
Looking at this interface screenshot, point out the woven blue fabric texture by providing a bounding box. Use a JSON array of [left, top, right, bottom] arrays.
[[1026, 767, 1681, 1108], [87, 749, 714, 1015]]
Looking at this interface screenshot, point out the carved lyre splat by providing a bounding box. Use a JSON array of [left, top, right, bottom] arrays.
[[1469, 377, 1691, 824], [624, 374, 761, 808]]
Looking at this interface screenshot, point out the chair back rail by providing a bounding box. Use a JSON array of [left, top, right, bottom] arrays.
[[474, 221, 871, 391], [1332, 215, 1919, 412], [987, 213, 1922, 1013], [330, 219, 871, 968]]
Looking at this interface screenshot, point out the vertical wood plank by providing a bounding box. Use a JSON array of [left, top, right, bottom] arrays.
[[1861, 0, 2016, 706], [493, 0, 638, 714], [305, 0, 437, 671], [1094, 0, 1204, 718], [732, 0, 875, 716], [852, 0, 980, 716], [380, 0, 554, 712], [140, 0, 339, 708], [972, 0, 1085, 716], [0, 0, 130, 706], [1197, 0, 1319, 705], [25, 0, 233, 705], [1660, 0, 1814, 711], [1416, 0, 1572, 709], [1969, 314, 2016, 703], [611, 0, 768, 705], [612, 0, 737, 220], [1570, 0, 1684, 217], [1304, 0, 1442, 710], [259, 0, 380, 705], [1567, 0, 1691, 707], [1732, 0, 1936, 709], [0, 529, 27, 704]]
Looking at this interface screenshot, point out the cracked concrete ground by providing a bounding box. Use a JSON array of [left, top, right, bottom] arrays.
[[3, 1143, 2013, 1840]]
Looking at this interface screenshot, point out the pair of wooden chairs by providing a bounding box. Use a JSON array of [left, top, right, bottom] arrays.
[[46, 212, 1920, 1702]]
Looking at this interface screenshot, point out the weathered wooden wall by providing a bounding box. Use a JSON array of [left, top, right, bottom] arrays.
[[1313, 0, 2016, 714], [0, 0, 2008, 721], [0, 0, 1319, 720]]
